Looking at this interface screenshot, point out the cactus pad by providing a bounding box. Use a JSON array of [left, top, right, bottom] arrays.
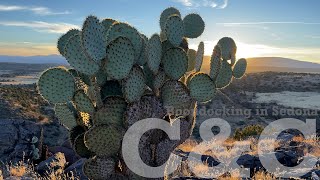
[[74, 134, 93, 158], [70, 126, 87, 144], [160, 7, 181, 31], [161, 80, 192, 113], [74, 90, 95, 114], [183, 13, 205, 38], [195, 42, 204, 72], [217, 37, 237, 65], [162, 47, 188, 80], [210, 45, 222, 80], [83, 156, 115, 180], [94, 96, 127, 127], [100, 80, 123, 101], [136, 34, 148, 65], [180, 37, 189, 52], [64, 34, 100, 75], [84, 125, 123, 156], [105, 37, 135, 80], [101, 18, 117, 36], [38, 67, 75, 104], [95, 69, 108, 86], [233, 58, 247, 78], [82, 15, 106, 62], [153, 69, 167, 91], [215, 60, 233, 88], [122, 66, 146, 103], [54, 104, 77, 130], [188, 73, 216, 102], [57, 29, 80, 57], [187, 49, 196, 72], [165, 15, 184, 47], [106, 22, 142, 61], [147, 34, 162, 74]]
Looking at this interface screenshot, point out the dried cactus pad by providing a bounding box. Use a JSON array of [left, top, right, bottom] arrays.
[[106, 22, 142, 61], [57, 29, 80, 57], [160, 7, 181, 31], [183, 13, 205, 38], [216, 60, 233, 89], [122, 66, 146, 103], [195, 42, 204, 72], [64, 34, 99, 75], [165, 15, 184, 47], [147, 34, 162, 74], [161, 80, 192, 113], [82, 15, 106, 62], [233, 58, 247, 78], [187, 49, 197, 72], [217, 37, 237, 63], [54, 104, 77, 130], [94, 96, 127, 127], [162, 47, 188, 80], [74, 134, 93, 158], [105, 36, 135, 80], [38, 67, 75, 104], [210, 45, 222, 80], [84, 125, 123, 156], [188, 73, 216, 102], [83, 156, 115, 180], [74, 90, 95, 114]]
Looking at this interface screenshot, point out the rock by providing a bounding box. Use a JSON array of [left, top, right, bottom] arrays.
[[0, 119, 42, 163], [35, 152, 66, 175], [49, 146, 80, 165], [64, 158, 88, 180]]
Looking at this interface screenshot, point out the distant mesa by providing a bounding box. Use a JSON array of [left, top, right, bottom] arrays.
[[0, 55, 68, 65]]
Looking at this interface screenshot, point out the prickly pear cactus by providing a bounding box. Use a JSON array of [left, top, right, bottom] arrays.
[[37, 7, 247, 179]]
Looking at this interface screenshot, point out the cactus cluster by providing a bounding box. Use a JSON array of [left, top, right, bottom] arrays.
[[37, 7, 247, 179]]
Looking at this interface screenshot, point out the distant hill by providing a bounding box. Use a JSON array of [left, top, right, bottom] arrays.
[[0, 55, 68, 65], [202, 56, 320, 73]]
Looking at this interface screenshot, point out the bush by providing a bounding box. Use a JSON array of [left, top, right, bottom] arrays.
[[234, 125, 264, 140]]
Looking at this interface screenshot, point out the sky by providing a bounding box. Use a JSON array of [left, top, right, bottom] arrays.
[[0, 0, 319, 63]]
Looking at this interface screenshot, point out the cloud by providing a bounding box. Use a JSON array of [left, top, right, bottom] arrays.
[[216, 21, 320, 26], [0, 21, 79, 33], [0, 4, 70, 15], [173, 0, 228, 9], [189, 41, 320, 63]]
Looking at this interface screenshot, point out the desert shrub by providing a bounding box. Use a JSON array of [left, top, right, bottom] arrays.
[[234, 125, 264, 140]]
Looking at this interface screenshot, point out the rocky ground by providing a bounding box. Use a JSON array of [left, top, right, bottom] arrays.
[[0, 72, 319, 179]]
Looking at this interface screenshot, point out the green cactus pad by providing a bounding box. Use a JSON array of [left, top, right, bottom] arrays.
[[82, 15, 106, 62], [233, 58, 247, 78], [136, 34, 148, 66], [106, 22, 142, 61], [216, 60, 233, 88], [187, 49, 196, 72], [153, 70, 167, 91], [57, 29, 80, 57], [84, 125, 123, 156], [143, 65, 154, 88], [83, 156, 115, 180], [165, 15, 184, 47], [183, 13, 205, 38], [162, 47, 188, 80], [38, 67, 75, 104], [180, 37, 189, 52], [122, 66, 146, 103], [70, 125, 87, 144], [161, 80, 192, 113], [210, 45, 222, 80], [101, 18, 117, 34], [95, 68, 108, 86], [54, 104, 77, 130], [74, 134, 93, 158], [188, 73, 216, 102], [105, 36, 135, 80], [74, 90, 95, 114], [160, 7, 181, 31], [94, 96, 127, 127], [162, 40, 174, 52], [147, 34, 162, 74], [100, 80, 123, 101], [195, 42, 204, 72], [217, 37, 237, 65], [64, 34, 100, 75]]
